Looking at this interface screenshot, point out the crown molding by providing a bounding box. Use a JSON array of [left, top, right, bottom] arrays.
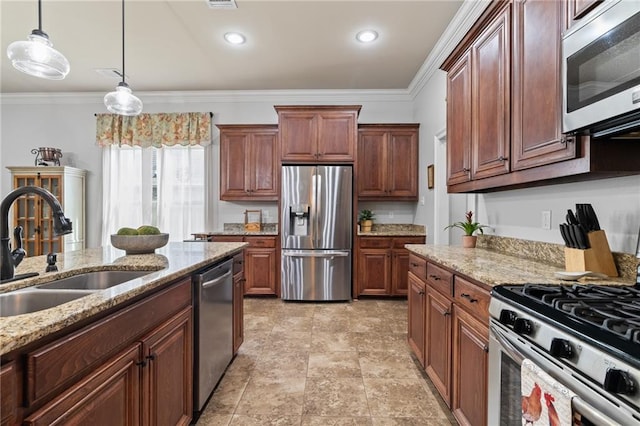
[[0, 88, 413, 105], [407, 0, 491, 99]]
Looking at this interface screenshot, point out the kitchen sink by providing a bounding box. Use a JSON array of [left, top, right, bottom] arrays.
[[35, 270, 152, 290], [0, 289, 95, 317]]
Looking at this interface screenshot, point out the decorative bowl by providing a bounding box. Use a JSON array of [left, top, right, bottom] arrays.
[[110, 233, 169, 255]]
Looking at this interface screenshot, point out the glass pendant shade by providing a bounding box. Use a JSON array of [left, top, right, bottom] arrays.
[[6, 30, 70, 80], [104, 82, 143, 116]]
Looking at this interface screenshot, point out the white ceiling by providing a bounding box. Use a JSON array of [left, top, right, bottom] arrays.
[[0, 0, 464, 94]]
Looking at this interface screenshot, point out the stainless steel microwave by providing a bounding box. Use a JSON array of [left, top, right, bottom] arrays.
[[562, 0, 640, 137]]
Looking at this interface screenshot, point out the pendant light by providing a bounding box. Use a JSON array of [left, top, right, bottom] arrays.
[[6, 0, 70, 80], [104, 0, 142, 116]]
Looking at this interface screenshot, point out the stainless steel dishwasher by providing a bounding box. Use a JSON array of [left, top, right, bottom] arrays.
[[193, 258, 233, 413]]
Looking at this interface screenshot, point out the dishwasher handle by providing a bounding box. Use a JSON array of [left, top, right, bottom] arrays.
[[201, 270, 232, 289]]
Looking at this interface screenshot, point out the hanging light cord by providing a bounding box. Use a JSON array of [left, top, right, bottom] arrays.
[[37, 0, 42, 31], [121, 0, 126, 84]]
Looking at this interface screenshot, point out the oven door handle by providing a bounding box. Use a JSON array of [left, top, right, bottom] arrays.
[[572, 397, 622, 426], [490, 324, 525, 365]]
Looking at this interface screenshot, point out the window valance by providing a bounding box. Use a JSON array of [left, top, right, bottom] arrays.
[[96, 112, 212, 147]]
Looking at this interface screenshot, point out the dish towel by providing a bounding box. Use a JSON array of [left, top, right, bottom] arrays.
[[521, 358, 575, 426]]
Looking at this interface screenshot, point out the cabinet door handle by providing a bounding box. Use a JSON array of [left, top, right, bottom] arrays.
[[418, 290, 425, 296], [462, 167, 470, 173], [410, 263, 419, 267], [460, 293, 478, 303], [136, 360, 147, 367], [443, 311, 451, 316], [428, 274, 441, 281], [146, 353, 156, 361], [498, 156, 508, 162], [483, 345, 489, 353]]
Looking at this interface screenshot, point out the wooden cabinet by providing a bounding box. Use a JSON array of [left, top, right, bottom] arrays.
[[471, 3, 511, 181], [211, 235, 279, 297], [0, 362, 17, 426], [425, 286, 452, 406], [512, 0, 574, 171], [452, 305, 489, 426], [566, 0, 602, 26], [407, 253, 490, 426], [445, 4, 510, 187], [442, 0, 640, 192], [7, 166, 86, 256], [232, 251, 245, 354], [276, 105, 361, 163], [218, 124, 278, 200], [407, 272, 426, 367], [3, 277, 194, 425], [356, 236, 425, 297], [24, 345, 142, 426], [141, 307, 192, 426], [357, 124, 419, 200]]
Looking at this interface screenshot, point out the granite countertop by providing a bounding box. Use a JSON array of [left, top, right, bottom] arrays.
[[405, 243, 635, 289], [358, 224, 426, 237], [0, 241, 247, 355], [193, 223, 279, 237]]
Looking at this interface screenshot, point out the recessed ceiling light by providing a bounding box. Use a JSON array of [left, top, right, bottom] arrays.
[[356, 30, 378, 43], [224, 32, 246, 45]]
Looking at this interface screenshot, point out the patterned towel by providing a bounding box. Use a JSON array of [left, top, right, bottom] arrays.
[[521, 358, 575, 426]]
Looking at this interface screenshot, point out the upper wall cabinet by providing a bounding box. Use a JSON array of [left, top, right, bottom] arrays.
[[358, 124, 419, 200], [566, 0, 603, 27], [512, 0, 575, 171], [275, 105, 361, 163], [218, 124, 279, 201], [444, 2, 511, 187], [441, 0, 640, 193]]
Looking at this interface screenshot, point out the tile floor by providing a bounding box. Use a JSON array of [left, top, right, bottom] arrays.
[[196, 298, 457, 426]]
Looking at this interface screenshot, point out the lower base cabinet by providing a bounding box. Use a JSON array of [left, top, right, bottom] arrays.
[[232, 251, 245, 354], [407, 253, 489, 426], [2, 278, 194, 426], [357, 236, 425, 297], [452, 305, 489, 426]]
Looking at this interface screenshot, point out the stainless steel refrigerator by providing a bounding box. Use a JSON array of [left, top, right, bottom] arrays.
[[281, 165, 352, 301]]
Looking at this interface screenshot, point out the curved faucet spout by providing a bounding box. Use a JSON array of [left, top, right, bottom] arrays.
[[1, 186, 73, 281]]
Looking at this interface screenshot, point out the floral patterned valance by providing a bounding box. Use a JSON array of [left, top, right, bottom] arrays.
[[96, 112, 212, 147]]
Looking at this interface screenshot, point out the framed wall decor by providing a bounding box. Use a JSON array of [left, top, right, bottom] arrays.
[[427, 164, 434, 189]]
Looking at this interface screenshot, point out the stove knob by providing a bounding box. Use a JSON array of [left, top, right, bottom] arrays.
[[513, 318, 533, 335], [499, 310, 517, 325], [604, 369, 636, 395], [549, 338, 574, 359]]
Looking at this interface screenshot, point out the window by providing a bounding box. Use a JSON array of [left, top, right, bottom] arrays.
[[102, 145, 205, 244]]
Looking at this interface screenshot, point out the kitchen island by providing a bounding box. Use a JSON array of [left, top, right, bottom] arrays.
[[0, 241, 246, 425]]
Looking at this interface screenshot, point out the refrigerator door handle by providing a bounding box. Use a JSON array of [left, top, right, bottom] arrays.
[[283, 251, 349, 258]]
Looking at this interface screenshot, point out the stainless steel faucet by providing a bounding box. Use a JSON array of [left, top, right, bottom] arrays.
[[1, 186, 72, 281]]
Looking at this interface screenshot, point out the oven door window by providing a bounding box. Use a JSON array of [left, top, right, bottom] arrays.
[[566, 10, 640, 113], [497, 353, 522, 425]]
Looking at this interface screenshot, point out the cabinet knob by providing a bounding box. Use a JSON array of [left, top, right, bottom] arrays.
[[428, 274, 441, 281], [136, 360, 147, 367], [146, 353, 157, 361], [498, 156, 508, 162], [418, 290, 425, 296], [443, 310, 451, 316], [462, 167, 470, 173]]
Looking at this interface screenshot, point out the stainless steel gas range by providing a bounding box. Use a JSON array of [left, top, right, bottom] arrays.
[[488, 283, 640, 425]]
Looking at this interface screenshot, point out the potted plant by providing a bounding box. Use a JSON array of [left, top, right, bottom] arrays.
[[358, 209, 375, 233], [444, 211, 487, 248]]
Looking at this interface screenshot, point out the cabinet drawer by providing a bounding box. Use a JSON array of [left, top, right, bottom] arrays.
[[393, 236, 425, 248], [408, 255, 426, 279], [454, 276, 490, 322], [25, 279, 191, 406], [359, 237, 392, 249], [426, 263, 453, 297], [211, 235, 243, 243], [245, 236, 276, 248]]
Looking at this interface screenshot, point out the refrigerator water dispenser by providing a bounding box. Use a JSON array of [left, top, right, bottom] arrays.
[[289, 204, 310, 236]]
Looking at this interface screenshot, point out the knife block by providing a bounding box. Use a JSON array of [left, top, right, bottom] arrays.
[[564, 230, 618, 277]]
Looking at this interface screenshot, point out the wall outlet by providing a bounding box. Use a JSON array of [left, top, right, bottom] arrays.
[[420, 196, 425, 206], [541, 210, 551, 230]]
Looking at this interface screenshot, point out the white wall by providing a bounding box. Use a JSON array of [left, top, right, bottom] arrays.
[[1, 91, 415, 248]]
